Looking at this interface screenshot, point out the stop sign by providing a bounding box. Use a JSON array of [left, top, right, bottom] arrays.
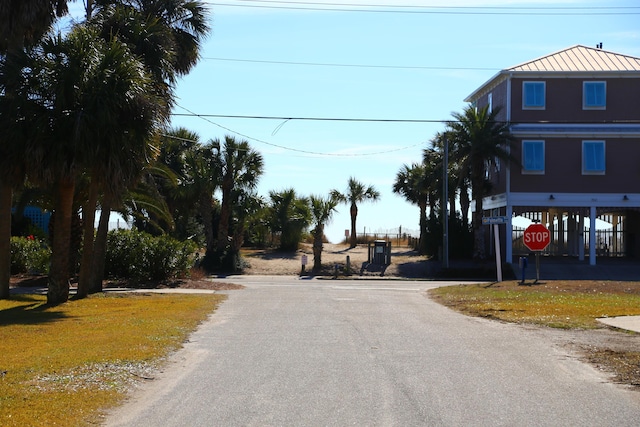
[[523, 223, 550, 251]]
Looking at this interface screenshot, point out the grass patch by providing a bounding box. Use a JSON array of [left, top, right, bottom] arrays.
[[429, 280, 640, 329], [0, 292, 225, 427]]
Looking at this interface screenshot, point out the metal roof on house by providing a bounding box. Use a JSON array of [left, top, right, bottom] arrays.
[[465, 45, 640, 102], [507, 45, 640, 72]]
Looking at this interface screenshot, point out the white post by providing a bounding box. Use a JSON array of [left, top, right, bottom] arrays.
[[494, 224, 502, 282], [506, 205, 513, 264], [589, 206, 597, 265], [579, 211, 585, 261]]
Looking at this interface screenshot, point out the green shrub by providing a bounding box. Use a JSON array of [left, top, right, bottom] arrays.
[[105, 229, 197, 282], [10, 236, 51, 274]]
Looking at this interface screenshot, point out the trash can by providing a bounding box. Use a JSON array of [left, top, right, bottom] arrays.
[[373, 240, 387, 265]]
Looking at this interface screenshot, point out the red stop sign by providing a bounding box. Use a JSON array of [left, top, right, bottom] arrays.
[[523, 223, 550, 251]]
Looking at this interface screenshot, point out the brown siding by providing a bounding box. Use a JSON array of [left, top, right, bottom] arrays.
[[510, 137, 640, 193], [510, 77, 640, 123], [474, 79, 509, 123]]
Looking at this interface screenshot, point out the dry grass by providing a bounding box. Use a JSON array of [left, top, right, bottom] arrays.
[[429, 280, 640, 329], [0, 292, 225, 427]]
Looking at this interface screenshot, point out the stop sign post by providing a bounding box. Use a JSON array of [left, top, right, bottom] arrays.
[[523, 223, 550, 283]]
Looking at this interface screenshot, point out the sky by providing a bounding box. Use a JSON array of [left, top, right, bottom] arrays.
[[67, 0, 640, 243]]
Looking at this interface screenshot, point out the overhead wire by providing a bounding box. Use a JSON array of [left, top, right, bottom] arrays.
[[180, 1, 640, 154], [207, 1, 640, 15], [174, 104, 428, 157], [202, 56, 499, 71], [171, 108, 640, 156]]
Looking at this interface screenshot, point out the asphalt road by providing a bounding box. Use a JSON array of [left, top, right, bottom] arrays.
[[104, 277, 640, 426]]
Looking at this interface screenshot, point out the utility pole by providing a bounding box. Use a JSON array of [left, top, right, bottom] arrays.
[[443, 136, 449, 269]]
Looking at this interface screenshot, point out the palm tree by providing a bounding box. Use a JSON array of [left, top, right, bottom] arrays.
[[268, 189, 310, 252], [215, 136, 264, 255], [0, 1, 68, 51], [0, 0, 69, 299], [421, 147, 444, 222], [155, 128, 219, 251], [447, 104, 515, 260], [331, 177, 380, 248], [309, 194, 339, 271], [90, 0, 210, 110], [76, 32, 164, 297], [393, 163, 430, 254], [0, 51, 33, 299], [80, 0, 210, 292], [27, 25, 162, 303]]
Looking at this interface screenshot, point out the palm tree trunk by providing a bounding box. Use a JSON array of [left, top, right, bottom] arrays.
[[89, 200, 111, 294], [428, 194, 437, 221], [48, 179, 75, 305], [460, 187, 470, 226], [449, 192, 457, 223], [418, 199, 427, 255], [472, 185, 486, 260], [77, 184, 98, 298], [232, 220, 245, 252], [216, 182, 232, 253], [199, 192, 215, 254], [0, 183, 12, 299], [313, 225, 324, 271], [349, 203, 358, 248]]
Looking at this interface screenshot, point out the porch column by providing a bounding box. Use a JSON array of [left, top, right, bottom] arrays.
[[578, 211, 585, 261], [506, 205, 513, 263], [612, 215, 619, 255], [558, 210, 565, 254], [589, 206, 597, 265]]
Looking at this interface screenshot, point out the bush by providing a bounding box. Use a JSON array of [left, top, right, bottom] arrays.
[[10, 236, 51, 274], [200, 247, 248, 274], [105, 229, 197, 282]]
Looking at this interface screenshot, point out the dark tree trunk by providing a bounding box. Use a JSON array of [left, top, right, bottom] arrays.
[[199, 192, 215, 254], [77, 184, 98, 298], [48, 179, 75, 305], [460, 187, 470, 226], [0, 183, 12, 299], [349, 203, 358, 248], [89, 200, 111, 294], [232, 218, 245, 253], [449, 192, 457, 223], [418, 199, 427, 255], [313, 224, 324, 271], [216, 179, 232, 253], [472, 183, 486, 260]]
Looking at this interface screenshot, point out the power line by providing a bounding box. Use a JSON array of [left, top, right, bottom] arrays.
[[231, 0, 639, 11], [174, 104, 427, 156], [171, 112, 640, 125], [170, 108, 640, 157], [208, 1, 640, 15], [172, 112, 443, 123], [203, 56, 497, 71]]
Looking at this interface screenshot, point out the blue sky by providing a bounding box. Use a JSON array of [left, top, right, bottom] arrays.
[[68, 0, 640, 243]]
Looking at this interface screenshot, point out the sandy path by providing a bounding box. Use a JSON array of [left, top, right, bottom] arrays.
[[241, 243, 429, 277]]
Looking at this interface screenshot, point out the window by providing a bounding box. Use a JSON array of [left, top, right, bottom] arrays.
[[523, 81, 545, 109], [522, 140, 544, 174], [583, 141, 605, 174], [583, 81, 606, 109], [488, 92, 493, 113]]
